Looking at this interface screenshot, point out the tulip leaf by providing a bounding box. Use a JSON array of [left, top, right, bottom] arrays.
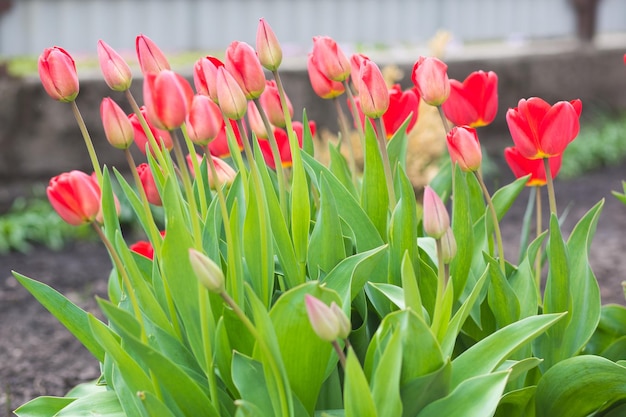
[[13, 397, 77, 417], [289, 124, 311, 285], [232, 352, 274, 417], [585, 304, 626, 356], [386, 115, 411, 172], [55, 390, 125, 417], [366, 282, 403, 317], [361, 119, 389, 238], [450, 164, 474, 297], [388, 167, 418, 286], [401, 251, 424, 321], [493, 386, 536, 417], [344, 349, 378, 417], [371, 327, 403, 417], [536, 355, 626, 417], [490, 175, 529, 222], [485, 253, 521, 329], [327, 141, 358, 197]]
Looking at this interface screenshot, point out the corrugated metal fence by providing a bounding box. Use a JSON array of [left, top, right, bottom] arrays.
[[1, 0, 625, 57]]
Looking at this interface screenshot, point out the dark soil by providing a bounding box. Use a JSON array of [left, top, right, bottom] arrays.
[[1, 162, 626, 416]]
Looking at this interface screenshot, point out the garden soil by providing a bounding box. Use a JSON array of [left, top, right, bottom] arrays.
[[1, 160, 626, 416]]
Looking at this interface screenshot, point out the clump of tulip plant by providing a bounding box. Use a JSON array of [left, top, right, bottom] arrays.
[[12, 18, 626, 417]]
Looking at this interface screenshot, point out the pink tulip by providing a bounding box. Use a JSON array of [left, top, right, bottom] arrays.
[[128, 106, 173, 155], [259, 80, 292, 127], [307, 53, 345, 99], [135, 34, 170, 74], [311, 36, 351, 82], [143, 69, 194, 130], [186, 153, 237, 188], [305, 294, 340, 342], [38, 46, 79, 102], [446, 126, 483, 172], [422, 186, 450, 239], [100, 97, 134, 149], [186, 94, 224, 146], [97, 40, 132, 91], [358, 60, 389, 119], [411, 56, 450, 106], [349, 53, 370, 93], [216, 67, 248, 120], [225, 41, 266, 100], [193, 56, 224, 102], [256, 18, 282, 71]]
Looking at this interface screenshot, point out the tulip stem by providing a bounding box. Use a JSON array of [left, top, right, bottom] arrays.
[[180, 124, 209, 218], [437, 105, 452, 134], [475, 171, 506, 272], [343, 80, 365, 149], [71, 101, 102, 184], [375, 117, 396, 209], [198, 284, 219, 409], [333, 97, 358, 188], [535, 185, 543, 293], [431, 237, 450, 340], [543, 158, 558, 216], [332, 340, 347, 369]]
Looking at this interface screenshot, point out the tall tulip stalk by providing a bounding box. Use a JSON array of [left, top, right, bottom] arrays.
[[12, 18, 626, 417]]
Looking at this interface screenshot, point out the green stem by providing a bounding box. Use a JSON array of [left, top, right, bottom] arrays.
[[180, 124, 209, 219], [535, 185, 543, 295], [221, 114, 248, 184], [475, 171, 506, 272], [198, 284, 219, 410], [333, 97, 358, 187], [437, 105, 452, 134], [71, 101, 102, 184], [343, 80, 365, 149], [332, 340, 347, 369], [431, 237, 447, 336], [543, 158, 558, 216], [374, 117, 396, 209]]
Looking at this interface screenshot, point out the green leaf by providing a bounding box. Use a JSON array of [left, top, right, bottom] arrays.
[[388, 167, 418, 287], [536, 355, 626, 417], [366, 282, 403, 317], [12, 272, 105, 362], [327, 141, 358, 198], [55, 390, 125, 417], [585, 304, 626, 356], [360, 119, 389, 238], [371, 328, 403, 417], [345, 349, 378, 417], [417, 370, 510, 417], [14, 397, 76, 417], [401, 251, 424, 321], [232, 352, 274, 417], [450, 165, 474, 297], [485, 253, 520, 329], [386, 115, 411, 172], [494, 386, 536, 417]]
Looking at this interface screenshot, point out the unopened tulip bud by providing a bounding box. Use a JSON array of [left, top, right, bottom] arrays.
[[97, 40, 132, 91], [189, 248, 225, 293], [350, 53, 370, 93], [311, 36, 351, 82], [225, 41, 266, 100], [330, 302, 351, 339], [100, 97, 134, 149], [193, 56, 224, 102], [446, 126, 482, 172], [256, 18, 282, 71], [187, 154, 237, 188], [143, 70, 194, 130], [38, 46, 79, 102], [47, 170, 101, 226], [411, 56, 450, 106], [135, 34, 170, 75], [307, 53, 346, 99], [440, 228, 457, 264], [305, 294, 340, 342], [186, 94, 224, 146], [216, 67, 248, 120], [260, 80, 292, 127], [358, 60, 389, 119], [422, 186, 450, 239], [247, 101, 271, 139], [136, 163, 162, 206]]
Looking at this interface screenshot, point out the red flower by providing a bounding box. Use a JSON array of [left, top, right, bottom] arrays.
[[411, 56, 450, 106], [186, 94, 223, 146], [259, 80, 293, 128], [100, 97, 134, 150], [446, 126, 482, 172], [358, 60, 389, 119], [143, 70, 194, 130], [136, 163, 162, 206], [193, 56, 225, 102], [225, 41, 266, 100], [307, 52, 346, 99], [38, 46, 79, 102], [258, 121, 315, 169], [208, 119, 245, 158], [442, 70, 498, 128], [97, 40, 132, 91], [47, 170, 101, 226], [311, 36, 351, 82], [506, 97, 582, 159], [130, 231, 166, 260], [128, 106, 173, 155], [504, 147, 562, 186]]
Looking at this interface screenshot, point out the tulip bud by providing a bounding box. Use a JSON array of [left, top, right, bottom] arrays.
[[330, 302, 351, 339], [440, 228, 457, 264], [422, 186, 450, 239], [307, 53, 345, 99], [38, 46, 79, 102], [135, 34, 170, 74], [358, 60, 389, 119], [47, 170, 101, 226], [256, 18, 282, 71], [305, 295, 340, 342], [446, 126, 483, 172], [189, 248, 225, 293], [129, 106, 173, 155], [97, 40, 132, 91], [225, 41, 266, 100], [193, 56, 224, 102], [136, 163, 162, 206], [216, 67, 248, 120], [187, 154, 238, 188], [350, 53, 370, 93], [100, 97, 134, 149], [247, 101, 271, 139], [186, 94, 224, 146], [259, 80, 292, 127], [311, 36, 351, 82], [411, 56, 450, 106], [143, 70, 194, 130]]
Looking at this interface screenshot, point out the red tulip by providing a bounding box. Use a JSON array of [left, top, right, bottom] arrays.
[[208, 119, 245, 158], [136, 163, 162, 206], [128, 106, 173, 155], [47, 170, 101, 226], [135, 34, 170, 75], [258, 121, 315, 169], [422, 186, 450, 239], [504, 146, 562, 186], [130, 240, 155, 260], [411, 56, 450, 106], [307, 53, 345, 99], [247, 101, 271, 139], [193, 56, 225, 102], [259, 80, 293, 127], [446, 126, 483, 172], [349, 53, 370, 93], [186, 94, 224, 146], [358, 60, 389, 119], [38, 46, 79, 102], [442, 70, 498, 128], [311, 36, 351, 82], [143, 69, 194, 130], [100, 97, 134, 149], [225, 41, 266, 100], [256, 18, 282, 71], [97, 40, 132, 91], [506, 97, 582, 159]]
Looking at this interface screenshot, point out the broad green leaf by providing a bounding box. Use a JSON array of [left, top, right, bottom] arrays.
[[366, 282, 403, 317], [371, 328, 403, 417], [450, 165, 474, 297], [585, 304, 626, 356], [490, 175, 529, 222], [401, 252, 424, 321], [328, 141, 358, 198], [232, 352, 274, 417], [360, 119, 389, 238], [400, 362, 451, 417], [55, 391, 125, 417], [485, 254, 520, 329], [101, 167, 122, 245], [290, 124, 311, 284], [494, 386, 536, 417], [386, 115, 411, 172], [345, 349, 378, 417], [536, 355, 626, 417], [509, 232, 545, 320], [451, 313, 566, 388], [13, 272, 105, 362], [14, 397, 76, 417], [138, 391, 178, 417], [214, 317, 239, 396], [417, 370, 510, 417], [388, 167, 418, 287]]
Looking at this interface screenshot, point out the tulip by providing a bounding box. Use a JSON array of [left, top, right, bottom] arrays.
[[358, 60, 389, 119], [208, 119, 245, 158], [129, 106, 173, 155], [504, 146, 562, 186], [258, 121, 313, 169], [189, 248, 225, 293], [96, 40, 132, 91], [186, 94, 224, 146], [135, 34, 170, 74], [506, 97, 582, 159], [349, 53, 370, 93], [422, 186, 450, 239], [130, 240, 155, 260], [311, 36, 351, 82], [446, 126, 483, 172], [307, 53, 346, 99], [247, 101, 271, 139], [38, 46, 79, 102], [330, 302, 351, 339], [143, 69, 194, 130], [136, 163, 162, 206], [259, 80, 293, 127], [305, 294, 340, 342], [47, 170, 101, 226], [193, 56, 224, 102], [187, 153, 237, 188], [256, 18, 282, 71], [225, 41, 266, 100], [411, 56, 450, 106], [216, 67, 248, 120], [441, 70, 498, 128], [100, 98, 134, 149]]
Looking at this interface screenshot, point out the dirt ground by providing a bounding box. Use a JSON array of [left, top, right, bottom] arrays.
[[1, 161, 625, 416]]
